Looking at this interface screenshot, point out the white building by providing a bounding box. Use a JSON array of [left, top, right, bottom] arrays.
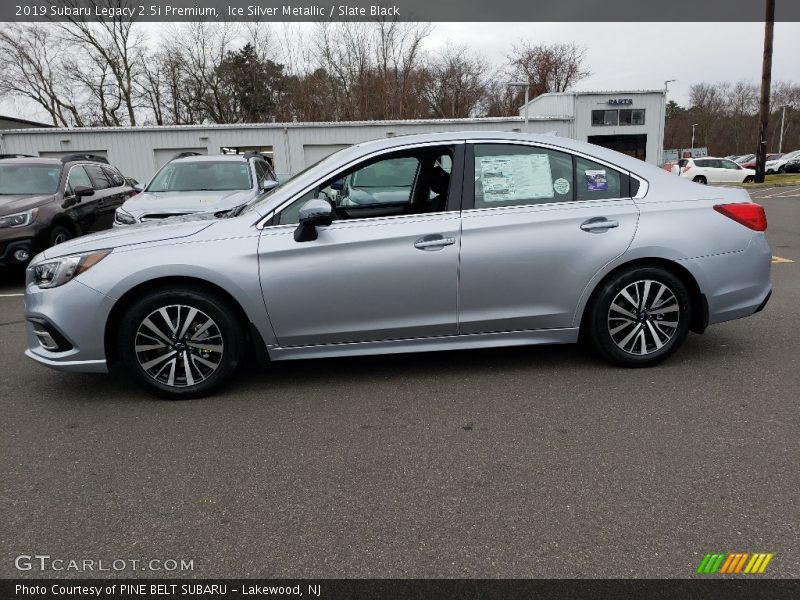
[[0, 90, 666, 182], [519, 90, 667, 166]]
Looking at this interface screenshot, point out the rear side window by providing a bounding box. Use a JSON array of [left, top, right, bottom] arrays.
[[575, 156, 627, 201], [102, 166, 125, 186], [85, 164, 113, 189], [473, 144, 573, 208]]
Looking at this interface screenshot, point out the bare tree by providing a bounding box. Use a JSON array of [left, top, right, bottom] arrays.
[[0, 24, 85, 126], [53, 0, 146, 126], [422, 44, 489, 118]]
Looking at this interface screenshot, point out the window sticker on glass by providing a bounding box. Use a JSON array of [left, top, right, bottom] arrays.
[[553, 177, 570, 195], [478, 154, 553, 203], [585, 169, 608, 192]]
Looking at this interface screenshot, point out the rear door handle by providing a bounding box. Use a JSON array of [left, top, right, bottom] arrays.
[[414, 235, 456, 251], [580, 218, 619, 232]]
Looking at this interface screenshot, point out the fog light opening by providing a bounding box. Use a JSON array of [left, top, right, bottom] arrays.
[[13, 249, 30, 262]]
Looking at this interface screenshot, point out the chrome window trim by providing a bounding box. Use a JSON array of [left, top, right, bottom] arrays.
[[63, 164, 93, 197], [256, 140, 465, 229], [467, 138, 650, 202], [259, 209, 462, 234]]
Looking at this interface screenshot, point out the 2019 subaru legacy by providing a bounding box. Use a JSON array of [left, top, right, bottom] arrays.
[[24, 132, 771, 398]]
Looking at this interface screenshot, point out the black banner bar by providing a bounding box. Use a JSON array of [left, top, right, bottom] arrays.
[[2, 579, 800, 600], [3, 0, 800, 23]]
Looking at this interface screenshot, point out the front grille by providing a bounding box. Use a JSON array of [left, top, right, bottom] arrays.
[[140, 213, 191, 222]]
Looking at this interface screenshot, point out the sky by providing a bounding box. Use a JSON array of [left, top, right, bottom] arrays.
[[2, 21, 798, 123]]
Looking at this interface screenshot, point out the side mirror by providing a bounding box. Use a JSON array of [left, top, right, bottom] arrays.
[[260, 178, 280, 192], [74, 185, 95, 198], [329, 179, 344, 191], [134, 183, 145, 192], [294, 198, 332, 242]]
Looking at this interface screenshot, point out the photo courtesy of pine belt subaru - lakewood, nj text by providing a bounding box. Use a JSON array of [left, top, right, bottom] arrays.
[[23, 132, 772, 399]]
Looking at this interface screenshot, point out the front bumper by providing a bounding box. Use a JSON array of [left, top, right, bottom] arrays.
[[0, 238, 34, 267], [24, 277, 111, 373]]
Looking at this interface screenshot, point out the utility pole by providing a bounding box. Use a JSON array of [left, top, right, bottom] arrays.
[[778, 105, 786, 153], [755, 0, 775, 183]]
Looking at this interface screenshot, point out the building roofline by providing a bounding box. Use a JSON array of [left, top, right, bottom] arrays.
[[0, 115, 573, 135], [0, 114, 54, 128]]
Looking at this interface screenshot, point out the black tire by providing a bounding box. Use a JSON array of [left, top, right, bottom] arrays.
[[118, 287, 245, 399], [743, 175, 755, 184], [777, 165, 785, 174], [692, 175, 707, 185], [586, 267, 691, 368], [49, 225, 73, 247]]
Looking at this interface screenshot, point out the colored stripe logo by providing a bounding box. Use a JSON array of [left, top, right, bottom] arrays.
[[697, 552, 773, 574]]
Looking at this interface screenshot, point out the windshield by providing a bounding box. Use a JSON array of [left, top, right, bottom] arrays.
[[147, 161, 252, 192], [241, 147, 353, 215], [0, 164, 61, 195], [782, 150, 800, 160]]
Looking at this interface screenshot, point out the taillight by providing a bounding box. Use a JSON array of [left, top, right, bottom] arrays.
[[682, 166, 691, 173], [714, 203, 767, 231]]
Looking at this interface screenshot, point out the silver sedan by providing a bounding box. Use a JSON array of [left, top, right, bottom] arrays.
[[24, 132, 772, 398]]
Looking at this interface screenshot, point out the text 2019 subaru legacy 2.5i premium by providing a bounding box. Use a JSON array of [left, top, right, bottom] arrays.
[[23, 132, 772, 399]]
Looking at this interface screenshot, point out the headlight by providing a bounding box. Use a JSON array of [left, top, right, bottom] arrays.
[[32, 250, 111, 289], [114, 207, 136, 225], [0, 208, 37, 228]]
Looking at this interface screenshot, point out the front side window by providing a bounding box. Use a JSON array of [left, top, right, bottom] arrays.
[[66, 166, 93, 196], [0, 164, 61, 195], [473, 144, 573, 208], [147, 161, 252, 192], [275, 146, 455, 225]]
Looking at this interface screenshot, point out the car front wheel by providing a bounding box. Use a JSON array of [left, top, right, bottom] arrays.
[[587, 267, 691, 367], [118, 287, 245, 399]]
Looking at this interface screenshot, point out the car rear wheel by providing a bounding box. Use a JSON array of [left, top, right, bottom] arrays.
[[692, 176, 707, 184], [587, 267, 691, 368], [118, 288, 245, 399], [744, 175, 755, 183], [49, 225, 73, 246]]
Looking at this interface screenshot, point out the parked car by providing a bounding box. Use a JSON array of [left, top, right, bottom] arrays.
[[734, 154, 755, 164], [671, 157, 755, 184], [24, 132, 771, 398], [0, 154, 135, 268], [114, 153, 278, 226], [783, 157, 800, 174], [765, 149, 800, 174], [738, 153, 782, 169]]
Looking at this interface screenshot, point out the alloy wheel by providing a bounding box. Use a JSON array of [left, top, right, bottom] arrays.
[[607, 279, 680, 355], [134, 304, 224, 387]]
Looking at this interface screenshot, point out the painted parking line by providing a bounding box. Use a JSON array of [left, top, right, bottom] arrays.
[[0, 293, 24, 297], [772, 256, 795, 264]]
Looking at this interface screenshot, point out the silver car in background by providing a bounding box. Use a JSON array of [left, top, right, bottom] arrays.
[[24, 132, 772, 399], [113, 152, 278, 225]]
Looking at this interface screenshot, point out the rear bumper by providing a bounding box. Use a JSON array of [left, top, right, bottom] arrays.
[[681, 234, 773, 326]]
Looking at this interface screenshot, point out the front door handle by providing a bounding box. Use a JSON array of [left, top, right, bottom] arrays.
[[414, 235, 456, 251], [580, 217, 619, 232]]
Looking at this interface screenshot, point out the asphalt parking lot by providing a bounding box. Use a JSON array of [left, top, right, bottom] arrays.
[[1, 192, 798, 579]]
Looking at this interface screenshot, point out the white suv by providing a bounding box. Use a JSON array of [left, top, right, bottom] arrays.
[[672, 157, 755, 185]]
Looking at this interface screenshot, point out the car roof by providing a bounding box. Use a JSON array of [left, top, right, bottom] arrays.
[[343, 131, 668, 178], [171, 154, 252, 163]]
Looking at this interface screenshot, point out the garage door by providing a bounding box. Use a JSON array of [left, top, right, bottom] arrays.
[[303, 144, 350, 168], [153, 148, 207, 171]]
